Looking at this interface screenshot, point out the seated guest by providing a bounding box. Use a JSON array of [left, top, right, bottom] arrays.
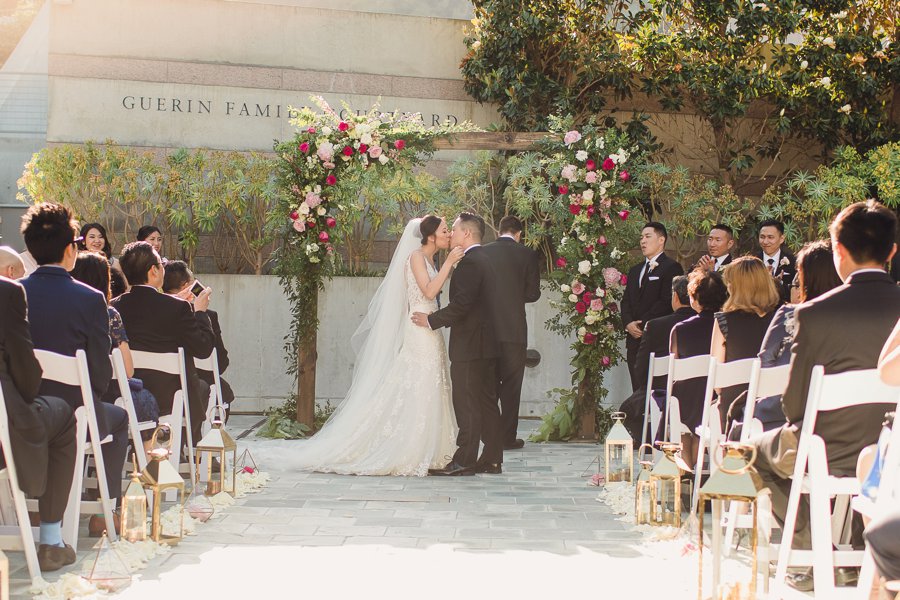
[[79, 222, 119, 271], [734, 241, 843, 436], [879, 318, 900, 386], [619, 275, 695, 438], [162, 261, 235, 417], [753, 219, 796, 303], [136, 226, 165, 263], [110, 267, 128, 299], [113, 242, 214, 442], [750, 200, 900, 591], [669, 269, 728, 464], [70, 252, 159, 446], [711, 257, 779, 433], [694, 224, 736, 273], [0, 246, 26, 280], [19, 204, 129, 538], [0, 277, 78, 571]]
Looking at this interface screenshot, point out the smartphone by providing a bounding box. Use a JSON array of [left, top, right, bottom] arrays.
[[190, 280, 205, 296]]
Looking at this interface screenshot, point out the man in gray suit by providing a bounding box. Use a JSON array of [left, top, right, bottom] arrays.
[[751, 201, 900, 591]]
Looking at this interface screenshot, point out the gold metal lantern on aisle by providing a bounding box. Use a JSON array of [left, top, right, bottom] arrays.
[[650, 442, 684, 527], [195, 405, 237, 496], [141, 425, 185, 544], [634, 444, 655, 525], [605, 411, 634, 483], [120, 456, 147, 542]]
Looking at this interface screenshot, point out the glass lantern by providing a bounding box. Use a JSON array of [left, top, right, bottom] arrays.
[[195, 405, 237, 496], [141, 425, 185, 545], [635, 443, 655, 525], [236, 448, 259, 474], [82, 532, 131, 592], [698, 442, 772, 600], [185, 476, 215, 523], [605, 411, 634, 483], [650, 442, 683, 527], [120, 457, 147, 543]]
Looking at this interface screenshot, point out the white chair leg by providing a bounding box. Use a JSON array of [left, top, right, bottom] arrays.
[[809, 440, 835, 595], [723, 500, 741, 557], [8, 481, 40, 580], [773, 477, 806, 594], [182, 392, 196, 486], [62, 412, 88, 550]]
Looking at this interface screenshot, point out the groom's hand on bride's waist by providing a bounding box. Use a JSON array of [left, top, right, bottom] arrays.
[[411, 312, 431, 328]]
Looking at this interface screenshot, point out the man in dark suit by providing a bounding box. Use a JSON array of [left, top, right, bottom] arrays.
[[753, 219, 796, 303], [412, 213, 501, 476], [750, 201, 900, 591], [481, 216, 541, 450], [0, 276, 77, 571], [694, 224, 735, 273], [19, 203, 129, 538], [619, 275, 695, 437], [621, 221, 685, 390], [161, 260, 235, 417], [113, 243, 215, 442]]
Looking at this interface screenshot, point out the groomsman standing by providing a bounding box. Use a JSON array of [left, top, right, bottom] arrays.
[[753, 219, 796, 303], [621, 222, 684, 390], [695, 224, 736, 272], [482, 216, 541, 450]]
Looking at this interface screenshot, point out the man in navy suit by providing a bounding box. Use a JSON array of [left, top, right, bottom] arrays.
[[20, 203, 128, 537]]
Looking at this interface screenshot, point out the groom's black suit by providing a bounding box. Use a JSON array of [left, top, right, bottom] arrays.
[[428, 245, 502, 468]]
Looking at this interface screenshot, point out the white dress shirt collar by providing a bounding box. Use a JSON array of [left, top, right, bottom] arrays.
[[464, 243, 482, 254]]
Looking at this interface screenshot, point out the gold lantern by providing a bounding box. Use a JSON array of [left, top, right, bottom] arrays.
[[698, 442, 771, 600], [635, 443, 655, 525], [605, 411, 634, 483], [120, 456, 147, 542], [141, 426, 185, 545], [195, 405, 237, 496], [650, 442, 684, 527]]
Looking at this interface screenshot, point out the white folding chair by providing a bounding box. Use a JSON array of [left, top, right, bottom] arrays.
[[724, 360, 791, 555], [0, 385, 41, 580], [35, 349, 117, 549], [194, 348, 227, 438], [663, 354, 713, 442], [640, 352, 670, 460], [109, 349, 155, 471], [691, 357, 756, 514], [773, 367, 900, 599], [130, 349, 196, 485]]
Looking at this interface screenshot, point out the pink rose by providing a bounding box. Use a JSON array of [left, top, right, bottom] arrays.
[[338, 121, 349, 132], [582, 291, 593, 303], [326, 217, 337, 228], [326, 175, 337, 186], [601, 356, 611, 366], [569, 204, 581, 215], [317, 141, 334, 162], [563, 130, 582, 146], [620, 273, 628, 286], [585, 244, 594, 254], [590, 298, 603, 311], [342, 145, 354, 157], [318, 231, 330, 242], [368, 145, 383, 158], [394, 139, 406, 150], [307, 220, 316, 229], [618, 210, 630, 220], [583, 332, 596, 344], [575, 302, 587, 314], [556, 257, 567, 268], [242, 467, 255, 474], [602, 157, 615, 171], [572, 282, 586, 295], [585, 159, 596, 171], [305, 192, 322, 208], [587, 206, 595, 216], [289, 210, 299, 221], [561, 164, 577, 181], [292, 220, 305, 232], [585, 171, 597, 184], [619, 170, 630, 182], [299, 142, 309, 153], [598, 235, 608, 246], [603, 267, 622, 287], [307, 127, 316, 134], [358, 143, 368, 154], [558, 184, 569, 195], [324, 161, 335, 170]]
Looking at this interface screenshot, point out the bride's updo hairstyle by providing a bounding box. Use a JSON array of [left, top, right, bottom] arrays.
[[418, 215, 442, 245]]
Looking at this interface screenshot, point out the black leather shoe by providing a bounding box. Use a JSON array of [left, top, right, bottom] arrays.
[[38, 543, 76, 572], [504, 439, 525, 450], [785, 567, 860, 592], [475, 462, 502, 474], [429, 461, 474, 476]]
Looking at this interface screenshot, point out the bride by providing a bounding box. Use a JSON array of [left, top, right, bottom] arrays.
[[252, 216, 463, 476]]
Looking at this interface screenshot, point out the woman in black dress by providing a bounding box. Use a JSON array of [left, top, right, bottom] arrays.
[[670, 269, 729, 466], [711, 256, 780, 436]]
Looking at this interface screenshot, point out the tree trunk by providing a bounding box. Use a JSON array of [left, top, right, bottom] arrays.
[[575, 376, 597, 440], [295, 288, 318, 427]]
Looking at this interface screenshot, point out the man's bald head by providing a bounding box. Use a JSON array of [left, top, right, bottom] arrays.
[[0, 247, 25, 280]]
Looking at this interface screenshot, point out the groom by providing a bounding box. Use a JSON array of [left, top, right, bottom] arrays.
[[412, 213, 502, 476]]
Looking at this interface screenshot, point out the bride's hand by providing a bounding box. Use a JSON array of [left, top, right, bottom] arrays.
[[446, 246, 465, 268]]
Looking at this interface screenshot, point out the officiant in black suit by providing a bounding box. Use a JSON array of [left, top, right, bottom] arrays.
[[621, 222, 684, 390], [753, 219, 796, 303], [412, 213, 501, 476], [481, 216, 541, 450]]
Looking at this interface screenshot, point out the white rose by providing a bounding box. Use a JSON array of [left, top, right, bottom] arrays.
[[583, 189, 594, 201], [569, 294, 579, 303], [584, 315, 597, 325], [317, 206, 327, 216], [309, 256, 320, 263], [560, 284, 571, 293], [822, 37, 835, 48], [298, 203, 310, 215], [800, 60, 808, 70], [378, 155, 389, 165], [575, 150, 588, 162], [820, 76, 831, 86], [578, 260, 591, 275], [578, 327, 587, 337], [360, 133, 373, 145], [596, 288, 606, 298], [322, 126, 333, 136], [839, 104, 851, 114]]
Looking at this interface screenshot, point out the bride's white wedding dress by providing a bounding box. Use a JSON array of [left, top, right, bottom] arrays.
[[250, 219, 457, 476]]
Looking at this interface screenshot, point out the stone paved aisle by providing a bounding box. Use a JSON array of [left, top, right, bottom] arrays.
[[10, 417, 701, 599]]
